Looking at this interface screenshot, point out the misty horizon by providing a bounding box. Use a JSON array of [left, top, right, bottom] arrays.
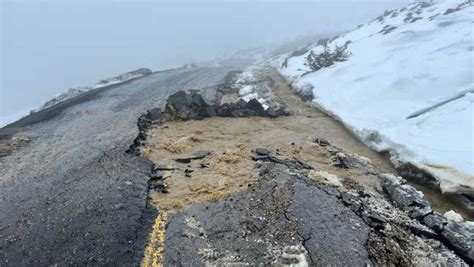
[[1, 0, 411, 122]]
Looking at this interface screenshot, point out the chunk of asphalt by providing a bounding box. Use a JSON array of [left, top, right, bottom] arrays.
[[312, 137, 330, 147], [252, 155, 271, 161], [175, 150, 211, 163], [154, 164, 176, 171], [254, 148, 271, 156]]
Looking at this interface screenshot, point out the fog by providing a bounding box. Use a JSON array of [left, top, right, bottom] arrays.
[[1, 0, 411, 123]]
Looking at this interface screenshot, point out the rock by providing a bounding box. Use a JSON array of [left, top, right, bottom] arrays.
[[340, 191, 362, 212], [423, 212, 448, 232], [402, 221, 438, 239], [194, 150, 211, 158], [231, 109, 259, 117], [189, 90, 213, 107], [146, 108, 162, 121], [331, 152, 349, 169], [444, 210, 464, 222], [254, 148, 270, 156], [235, 99, 247, 109], [148, 179, 168, 193], [251, 155, 271, 161], [313, 137, 330, 147], [216, 103, 236, 117], [167, 91, 188, 113], [245, 99, 265, 114], [154, 164, 175, 171], [175, 150, 211, 163], [441, 221, 474, 263], [379, 174, 433, 220], [164, 91, 216, 120], [137, 114, 152, 131], [266, 106, 292, 118], [150, 170, 165, 180], [204, 105, 218, 117]]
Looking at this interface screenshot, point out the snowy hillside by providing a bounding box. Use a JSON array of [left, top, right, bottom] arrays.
[[270, 0, 473, 194]]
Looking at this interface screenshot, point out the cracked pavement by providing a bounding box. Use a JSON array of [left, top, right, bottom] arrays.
[[163, 159, 372, 265], [0, 65, 471, 265], [0, 66, 237, 265]]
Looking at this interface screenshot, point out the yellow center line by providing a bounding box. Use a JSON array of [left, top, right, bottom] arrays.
[[142, 212, 168, 267]]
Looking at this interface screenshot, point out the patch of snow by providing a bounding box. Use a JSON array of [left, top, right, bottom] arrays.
[[38, 68, 152, 111], [271, 0, 473, 194], [234, 68, 269, 110], [239, 85, 255, 96], [93, 67, 152, 89], [444, 210, 464, 222], [38, 87, 92, 110], [242, 93, 259, 102]]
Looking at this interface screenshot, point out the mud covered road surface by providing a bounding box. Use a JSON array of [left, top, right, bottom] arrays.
[[1, 65, 472, 265], [139, 68, 473, 265], [0, 66, 238, 265]]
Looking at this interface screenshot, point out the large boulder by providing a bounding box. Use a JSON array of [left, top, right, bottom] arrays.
[[379, 174, 432, 219], [442, 221, 474, 263]]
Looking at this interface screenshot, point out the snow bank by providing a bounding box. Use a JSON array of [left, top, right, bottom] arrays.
[[0, 68, 153, 128], [38, 68, 152, 111], [93, 67, 152, 89], [272, 0, 473, 194]]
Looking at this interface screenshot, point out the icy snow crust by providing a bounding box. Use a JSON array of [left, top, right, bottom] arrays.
[[272, 0, 473, 194]]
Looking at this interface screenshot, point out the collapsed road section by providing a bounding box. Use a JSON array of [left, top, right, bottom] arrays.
[[132, 68, 473, 265]]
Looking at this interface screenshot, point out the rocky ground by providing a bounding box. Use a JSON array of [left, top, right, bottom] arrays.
[[0, 65, 472, 265]]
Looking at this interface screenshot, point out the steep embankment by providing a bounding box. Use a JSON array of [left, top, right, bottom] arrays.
[[269, 0, 473, 197]]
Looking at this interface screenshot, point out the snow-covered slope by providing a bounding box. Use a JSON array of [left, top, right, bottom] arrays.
[[270, 0, 473, 194]]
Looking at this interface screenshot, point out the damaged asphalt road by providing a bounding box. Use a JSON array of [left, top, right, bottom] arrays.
[[140, 68, 472, 266], [162, 148, 472, 265], [164, 162, 372, 266], [0, 66, 237, 265], [1, 65, 472, 266]]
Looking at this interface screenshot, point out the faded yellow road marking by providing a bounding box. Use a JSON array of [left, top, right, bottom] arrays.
[[142, 212, 168, 267]]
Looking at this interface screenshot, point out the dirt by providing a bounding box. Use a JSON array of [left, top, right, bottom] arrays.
[[138, 67, 472, 266], [137, 68, 403, 266], [141, 69, 396, 214]]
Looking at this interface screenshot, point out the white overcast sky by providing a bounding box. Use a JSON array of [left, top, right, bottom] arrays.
[[1, 0, 412, 117]]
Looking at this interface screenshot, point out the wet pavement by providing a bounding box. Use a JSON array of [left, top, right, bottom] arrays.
[[0, 66, 236, 265]]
